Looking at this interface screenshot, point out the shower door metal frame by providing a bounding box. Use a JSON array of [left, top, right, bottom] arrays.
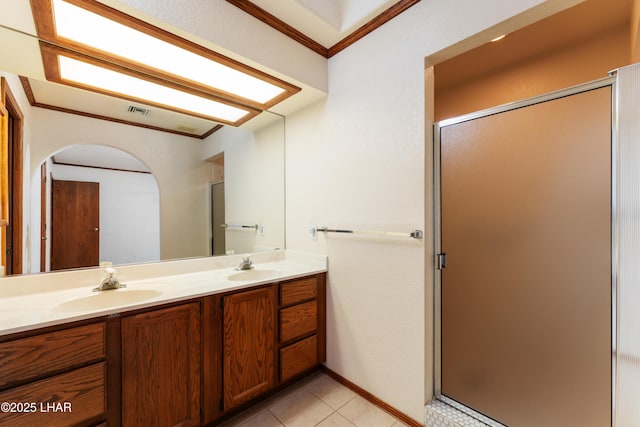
[[432, 75, 618, 427]]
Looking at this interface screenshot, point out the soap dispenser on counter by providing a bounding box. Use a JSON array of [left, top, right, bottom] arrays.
[[94, 261, 126, 291]]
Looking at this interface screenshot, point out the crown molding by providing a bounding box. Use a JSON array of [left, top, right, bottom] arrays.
[[226, 0, 421, 58]]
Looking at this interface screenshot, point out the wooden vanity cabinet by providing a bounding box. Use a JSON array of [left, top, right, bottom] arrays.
[[221, 285, 276, 411], [277, 274, 326, 382], [0, 272, 325, 427], [0, 322, 107, 427], [120, 302, 201, 427], [202, 273, 326, 421]]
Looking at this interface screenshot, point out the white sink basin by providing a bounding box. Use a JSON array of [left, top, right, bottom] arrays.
[[55, 288, 163, 312], [227, 269, 280, 281]]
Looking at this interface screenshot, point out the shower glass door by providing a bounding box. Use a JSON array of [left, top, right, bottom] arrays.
[[436, 82, 613, 427]]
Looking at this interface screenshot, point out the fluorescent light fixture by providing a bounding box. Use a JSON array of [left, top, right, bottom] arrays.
[[30, 0, 301, 125], [491, 34, 507, 42], [51, 0, 286, 105], [58, 55, 251, 123]]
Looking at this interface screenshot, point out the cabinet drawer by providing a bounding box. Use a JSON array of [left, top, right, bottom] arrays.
[[0, 323, 105, 389], [280, 335, 318, 382], [0, 362, 106, 427], [280, 300, 317, 342], [280, 277, 317, 306]]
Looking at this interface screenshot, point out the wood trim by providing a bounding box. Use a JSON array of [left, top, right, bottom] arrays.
[[35, 101, 221, 139], [320, 366, 422, 427], [40, 163, 46, 273], [202, 295, 222, 424], [327, 0, 421, 57], [30, 0, 301, 111], [19, 76, 223, 139], [105, 316, 121, 427], [51, 157, 152, 175], [18, 76, 35, 104], [225, 0, 328, 57], [4, 79, 24, 274], [317, 273, 326, 363], [0, 78, 8, 235], [201, 124, 225, 139], [225, 0, 421, 58]]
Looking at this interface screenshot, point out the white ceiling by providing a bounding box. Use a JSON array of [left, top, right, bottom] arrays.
[[249, 0, 399, 47]]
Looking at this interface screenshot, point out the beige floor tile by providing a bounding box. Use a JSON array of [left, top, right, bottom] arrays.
[[269, 387, 334, 427], [218, 405, 268, 427], [236, 410, 285, 427], [304, 374, 357, 410], [316, 412, 357, 427], [391, 420, 411, 427], [338, 396, 396, 427], [260, 381, 307, 409]]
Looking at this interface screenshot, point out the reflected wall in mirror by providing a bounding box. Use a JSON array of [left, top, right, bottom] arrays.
[[0, 58, 285, 276], [0, 8, 286, 277], [41, 145, 161, 271], [204, 119, 285, 256]]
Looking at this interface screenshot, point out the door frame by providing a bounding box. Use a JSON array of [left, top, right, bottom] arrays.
[[432, 75, 618, 426], [0, 77, 24, 274]]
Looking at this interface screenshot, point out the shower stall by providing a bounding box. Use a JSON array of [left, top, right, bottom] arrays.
[[432, 63, 640, 427]]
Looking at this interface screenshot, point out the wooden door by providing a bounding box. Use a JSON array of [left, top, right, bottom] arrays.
[[122, 303, 201, 427], [50, 179, 99, 270], [223, 286, 275, 410], [438, 85, 612, 426]]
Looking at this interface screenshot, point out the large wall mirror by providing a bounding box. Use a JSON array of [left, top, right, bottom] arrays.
[[0, 6, 286, 277]]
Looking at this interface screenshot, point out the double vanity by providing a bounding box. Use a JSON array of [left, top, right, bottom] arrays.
[[0, 250, 327, 427]]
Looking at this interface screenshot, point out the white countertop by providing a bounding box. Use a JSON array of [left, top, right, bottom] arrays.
[[0, 250, 327, 337]]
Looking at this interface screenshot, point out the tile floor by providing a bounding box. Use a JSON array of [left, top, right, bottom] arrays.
[[218, 372, 412, 427]]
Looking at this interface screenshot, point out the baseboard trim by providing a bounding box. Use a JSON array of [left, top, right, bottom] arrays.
[[320, 365, 422, 427]]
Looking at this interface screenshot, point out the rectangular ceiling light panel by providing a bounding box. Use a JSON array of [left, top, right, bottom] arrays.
[[30, 0, 301, 122], [39, 43, 260, 125], [58, 55, 251, 123]]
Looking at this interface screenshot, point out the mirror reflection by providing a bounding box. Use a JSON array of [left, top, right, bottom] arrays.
[[43, 145, 160, 271], [0, 16, 286, 277]]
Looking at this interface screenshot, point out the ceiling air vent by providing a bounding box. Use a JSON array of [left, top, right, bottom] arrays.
[[176, 125, 199, 133], [127, 105, 151, 116]]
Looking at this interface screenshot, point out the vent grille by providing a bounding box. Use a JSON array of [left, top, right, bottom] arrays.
[[127, 105, 151, 116], [176, 125, 199, 133]]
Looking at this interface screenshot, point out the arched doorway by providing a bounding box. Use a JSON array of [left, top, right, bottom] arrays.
[[36, 144, 160, 272]]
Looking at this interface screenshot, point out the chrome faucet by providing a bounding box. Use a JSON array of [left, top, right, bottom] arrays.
[[94, 267, 125, 291], [237, 256, 253, 271]]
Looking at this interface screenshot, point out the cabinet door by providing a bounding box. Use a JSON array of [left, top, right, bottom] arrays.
[[122, 303, 201, 427], [223, 286, 275, 409]]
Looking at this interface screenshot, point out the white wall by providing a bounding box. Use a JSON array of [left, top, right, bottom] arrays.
[[284, 0, 581, 422], [203, 118, 285, 254], [28, 107, 211, 264], [49, 162, 160, 265]]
